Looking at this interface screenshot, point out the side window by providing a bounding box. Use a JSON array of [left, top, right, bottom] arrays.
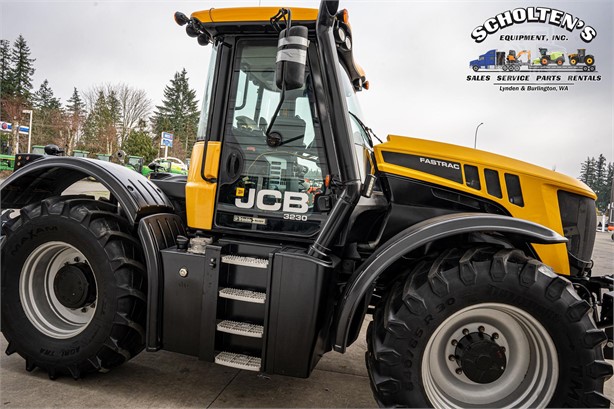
[[215, 40, 329, 236], [348, 115, 370, 179]]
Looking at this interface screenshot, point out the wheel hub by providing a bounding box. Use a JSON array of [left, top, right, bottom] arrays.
[[455, 332, 506, 383], [53, 263, 96, 309]]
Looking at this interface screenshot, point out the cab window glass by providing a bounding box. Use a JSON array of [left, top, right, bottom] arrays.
[[215, 40, 329, 236]]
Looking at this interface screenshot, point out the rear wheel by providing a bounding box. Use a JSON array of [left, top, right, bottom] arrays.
[[366, 247, 612, 408], [1, 196, 146, 379], [556, 57, 564, 66], [585, 55, 595, 66]]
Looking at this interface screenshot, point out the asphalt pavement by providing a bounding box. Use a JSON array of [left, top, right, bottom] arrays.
[[0, 181, 612, 407]]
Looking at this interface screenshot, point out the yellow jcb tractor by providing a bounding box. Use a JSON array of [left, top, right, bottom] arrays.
[[569, 48, 596, 66], [1, 2, 612, 408]]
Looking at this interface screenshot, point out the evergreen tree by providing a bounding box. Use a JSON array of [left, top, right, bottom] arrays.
[[33, 79, 61, 110], [81, 91, 107, 154], [152, 68, 199, 158], [65, 87, 85, 153], [579, 155, 614, 211], [122, 120, 157, 164], [9, 35, 35, 101], [81, 90, 120, 154], [31, 79, 64, 146], [579, 157, 596, 187], [0, 39, 11, 100]]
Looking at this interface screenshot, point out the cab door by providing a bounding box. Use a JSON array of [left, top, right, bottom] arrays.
[[214, 39, 330, 238]]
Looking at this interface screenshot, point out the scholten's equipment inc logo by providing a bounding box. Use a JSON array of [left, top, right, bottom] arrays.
[[471, 7, 597, 43]]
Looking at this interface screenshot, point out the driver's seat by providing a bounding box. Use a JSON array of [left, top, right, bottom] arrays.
[[269, 114, 306, 149]]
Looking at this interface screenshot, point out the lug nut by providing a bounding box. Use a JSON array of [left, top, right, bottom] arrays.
[[500, 346, 506, 353], [478, 326, 485, 333], [455, 368, 463, 375], [462, 328, 469, 335], [451, 340, 458, 346], [74, 257, 80, 262], [448, 354, 456, 361], [492, 333, 499, 340]]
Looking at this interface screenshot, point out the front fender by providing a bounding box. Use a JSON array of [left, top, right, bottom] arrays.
[[1, 157, 173, 225], [332, 212, 566, 352]]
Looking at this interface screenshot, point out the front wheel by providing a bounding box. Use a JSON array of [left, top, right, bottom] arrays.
[[1, 196, 147, 379], [366, 247, 612, 408]]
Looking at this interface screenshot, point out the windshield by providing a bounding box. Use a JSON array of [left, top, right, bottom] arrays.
[[197, 45, 218, 140]]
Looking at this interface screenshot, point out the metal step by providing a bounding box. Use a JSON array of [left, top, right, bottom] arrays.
[[217, 320, 263, 338], [219, 287, 266, 304], [215, 351, 261, 371], [221, 254, 269, 269]]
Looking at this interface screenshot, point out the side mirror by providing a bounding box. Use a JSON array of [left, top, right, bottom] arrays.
[[44, 144, 65, 156], [275, 25, 309, 91], [148, 162, 163, 172]]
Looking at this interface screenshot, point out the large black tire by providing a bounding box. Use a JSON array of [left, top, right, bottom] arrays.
[[1, 196, 146, 379], [366, 247, 612, 408]]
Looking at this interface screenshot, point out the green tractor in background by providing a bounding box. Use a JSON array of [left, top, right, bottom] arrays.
[[534, 48, 565, 66]]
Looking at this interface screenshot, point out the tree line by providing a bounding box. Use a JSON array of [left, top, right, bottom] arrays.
[[579, 154, 613, 212], [0, 35, 200, 163]]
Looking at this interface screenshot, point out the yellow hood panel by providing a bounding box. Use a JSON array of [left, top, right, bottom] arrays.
[[376, 135, 595, 199]]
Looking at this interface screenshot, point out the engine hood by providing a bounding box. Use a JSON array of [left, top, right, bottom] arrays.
[[374, 134, 595, 200]]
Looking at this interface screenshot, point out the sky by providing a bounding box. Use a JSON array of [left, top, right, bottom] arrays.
[[1, 0, 612, 179]]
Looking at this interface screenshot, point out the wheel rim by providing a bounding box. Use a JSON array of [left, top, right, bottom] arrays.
[[422, 303, 558, 408], [20, 241, 98, 339]]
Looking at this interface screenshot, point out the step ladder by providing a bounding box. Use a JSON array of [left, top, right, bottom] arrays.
[[213, 248, 274, 372]]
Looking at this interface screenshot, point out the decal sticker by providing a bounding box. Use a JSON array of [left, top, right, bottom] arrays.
[[382, 152, 463, 184], [235, 188, 309, 214], [467, 7, 601, 93], [236, 187, 245, 197], [233, 215, 267, 225]]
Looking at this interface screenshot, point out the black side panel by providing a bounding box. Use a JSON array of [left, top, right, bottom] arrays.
[[381, 175, 510, 241], [151, 175, 187, 200], [1, 157, 173, 225], [266, 250, 337, 377], [137, 213, 186, 351]]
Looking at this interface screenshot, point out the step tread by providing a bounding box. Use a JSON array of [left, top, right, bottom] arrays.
[[215, 351, 261, 371], [219, 287, 266, 304], [221, 255, 269, 269], [217, 320, 264, 338]]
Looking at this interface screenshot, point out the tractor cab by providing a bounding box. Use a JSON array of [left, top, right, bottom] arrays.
[[179, 5, 378, 244]]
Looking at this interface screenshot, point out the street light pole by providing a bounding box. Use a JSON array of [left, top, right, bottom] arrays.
[[22, 109, 33, 153], [474, 122, 484, 149]]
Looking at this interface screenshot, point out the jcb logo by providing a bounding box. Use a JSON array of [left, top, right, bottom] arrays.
[[235, 189, 309, 214]]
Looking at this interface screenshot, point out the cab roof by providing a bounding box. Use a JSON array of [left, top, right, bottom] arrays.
[[191, 7, 318, 24], [187, 6, 367, 90]]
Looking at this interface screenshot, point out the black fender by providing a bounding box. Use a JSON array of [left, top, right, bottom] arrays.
[[137, 213, 186, 351], [1, 157, 173, 225], [1, 158, 182, 352], [332, 212, 566, 352]]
